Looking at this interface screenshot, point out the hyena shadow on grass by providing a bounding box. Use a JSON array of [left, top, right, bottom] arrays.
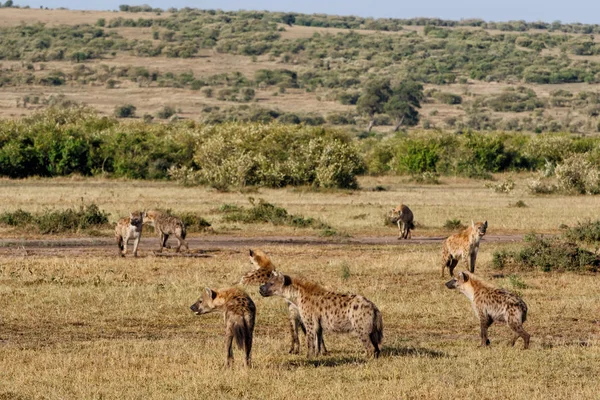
[[381, 345, 450, 359], [282, 354, 367, 368]]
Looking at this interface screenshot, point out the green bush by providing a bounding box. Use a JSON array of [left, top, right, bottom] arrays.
[[443, 219, 465, 230], [220, 198, 332, 231], [492, 234, 600, 272], [114, 104, 137, 118], [156, 106, 176, 119], [564, 220, 600, 243], [192, 123, 365, 189], [554, 154, 600, 194], [178, 212, 212, 232], [0, 203, 110, 234]]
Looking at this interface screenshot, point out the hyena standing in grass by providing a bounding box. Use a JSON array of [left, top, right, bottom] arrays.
[[190, 287, 256, 367], [142, 210, 188, 253], [114, 211, 143, 257], [445, 271, 530, 349], [441, 220, 487, 277], [260, 272, 383, 358], [240, 249, 326, 354], [389, 204, 414, 239]]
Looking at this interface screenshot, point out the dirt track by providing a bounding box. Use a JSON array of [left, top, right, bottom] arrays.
[[0, 234, 523, 257]]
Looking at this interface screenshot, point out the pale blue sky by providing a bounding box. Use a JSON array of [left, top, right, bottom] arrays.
[[13, 0, 600, 25]]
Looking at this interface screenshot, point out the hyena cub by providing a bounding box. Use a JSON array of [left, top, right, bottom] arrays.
[[190, 287, 256, 367], [441, 220, 487, 277], [142, 210, 188, 253], [445, 271, 530, 349], [240, 249, 326, 355], [389, 204, 414, 239], [260, 272, 383, 358], [115, 211, 143, 257]]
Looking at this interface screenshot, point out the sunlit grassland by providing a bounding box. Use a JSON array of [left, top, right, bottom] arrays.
[[1, 241, 599, 399], [0, 175, 599, 238]]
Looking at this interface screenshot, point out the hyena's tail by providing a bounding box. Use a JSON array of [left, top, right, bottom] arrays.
[[408, 220, 415, 230], [370, 307, 384, 346], [521, 302, 528, 324], [233, 318, 249, 350]]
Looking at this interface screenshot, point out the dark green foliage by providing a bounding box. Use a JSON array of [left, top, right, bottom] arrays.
[[0, 203, 110, 234], [156, 106, 176, 119], [443, 219, 465, 230], [114, 104, 137, 118], [178, 212, 212, 232], [564, 220, 600, 243], [220, 198, 333, 231], [492, 234, 600, 272]]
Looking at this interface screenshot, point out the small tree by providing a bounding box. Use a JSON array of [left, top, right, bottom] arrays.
[[4, 0, 14, 7], [384, 81, 424, 131], [282, 14, 296, 27], [356, 79, 391, 132]]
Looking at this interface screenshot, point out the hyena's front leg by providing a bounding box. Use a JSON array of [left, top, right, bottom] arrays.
[[469, 247, 479, 273], [132, 235, 141, 257], [397, 220, 403, 239], [287, 305, 302, 354], [303, 318, 317, 358], [479, 315, 492, 347], [116, 235, 125, 257]]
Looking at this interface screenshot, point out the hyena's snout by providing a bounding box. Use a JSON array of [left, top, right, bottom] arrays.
[[259, 284, 271, 297], [190, 303, 200, 313], [445, 279, 458, 289]]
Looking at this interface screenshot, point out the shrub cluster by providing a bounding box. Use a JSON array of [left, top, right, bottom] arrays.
[[0, 203, 110, 234], [492, 234, 600, 272], [219, 198, 333, 232]]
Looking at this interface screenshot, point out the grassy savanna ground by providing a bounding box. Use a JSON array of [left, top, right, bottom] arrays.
[[1, 8, 600, 132], [1, 177, 600, 398], [0, 174, 599, 238]]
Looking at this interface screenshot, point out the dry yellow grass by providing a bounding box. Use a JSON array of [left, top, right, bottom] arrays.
[[1, 178, 600, 398], [0, 174, 596, 239], [1, 241, 599, 399], [0, 8, 168, 27]]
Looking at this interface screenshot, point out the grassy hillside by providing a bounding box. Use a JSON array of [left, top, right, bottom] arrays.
[[2, 7, 600, 134]]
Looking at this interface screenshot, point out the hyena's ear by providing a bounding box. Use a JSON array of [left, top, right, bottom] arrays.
[[471, 220, 475, 229], [204, 287, 217, 300], [249, 249, 254, 257], [283, 275, 292, 286], [459, 272, 469, 282], [484, 221, 488, 229]]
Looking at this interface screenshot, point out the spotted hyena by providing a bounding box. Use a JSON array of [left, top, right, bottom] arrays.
[[260, 272, 383, 358], [441, 220, 487, 277], [445, 271, 530, 349], [143, 210, 188, 253], [114, 211, 143, 257], [240, 249, 326, 354], [190, 287, 256, 367], [389, 204, 414, 239]]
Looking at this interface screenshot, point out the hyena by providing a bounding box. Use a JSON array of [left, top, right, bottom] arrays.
[[114, 211, 143, 257], [389, 204, 414, 239], [142, 210, 188, 253], [240, 249, 326, 354], [445, 271, 530, 349], [190, 287, 256, 367], [260, 272, 383, 358], [441, 220, 488, 277]]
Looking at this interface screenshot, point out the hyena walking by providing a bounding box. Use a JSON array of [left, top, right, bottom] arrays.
[[441, 220, 487, 277], [445, 271, 530, 349], [240, 249, 326, 354], [389, 204, 414, 239], [114, 211, 143, 257], [260, 272, 383, 358], [190, 287, 256, 367], [143, 210, 188, 253]]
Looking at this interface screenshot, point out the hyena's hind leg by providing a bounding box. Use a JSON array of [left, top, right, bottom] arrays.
[[174, 228, 189, 252], [508, 320, 530, 349], [224, 319, 236, 368], [116, 235, 125, 257]]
